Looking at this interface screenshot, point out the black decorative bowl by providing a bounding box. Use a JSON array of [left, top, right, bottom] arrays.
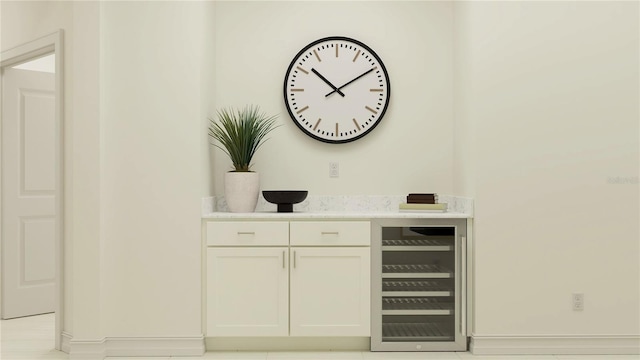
[[262, 190, 308, 213]]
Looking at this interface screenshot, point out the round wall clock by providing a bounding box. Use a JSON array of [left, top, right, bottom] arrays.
[[283, 36, 391, 144]]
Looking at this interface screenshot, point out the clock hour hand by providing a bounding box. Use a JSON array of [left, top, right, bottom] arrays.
[[311, 68, 345, 97], [325, 68, 375, 97]]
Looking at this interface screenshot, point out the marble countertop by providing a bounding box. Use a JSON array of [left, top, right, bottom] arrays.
[[202, 210, 471, 220], [202, 195, 473, 219]]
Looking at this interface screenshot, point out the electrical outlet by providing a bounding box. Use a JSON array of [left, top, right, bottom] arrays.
[[329, 162, 339, 178], [572, 293, 584, 311]]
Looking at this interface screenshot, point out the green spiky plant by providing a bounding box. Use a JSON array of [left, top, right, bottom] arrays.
[[208, 105, 279, 172]]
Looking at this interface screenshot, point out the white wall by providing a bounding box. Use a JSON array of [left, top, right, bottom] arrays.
[[100, 1, 214, 337], [211, 1, 454, 196], [70, 1, 103, 340], [454, 1, 639, 337]]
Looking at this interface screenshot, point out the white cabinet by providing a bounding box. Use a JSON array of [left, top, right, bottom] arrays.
[[290, 247, 370, 336], [205, 220, 370, 338], [206, 247, 288, 336]]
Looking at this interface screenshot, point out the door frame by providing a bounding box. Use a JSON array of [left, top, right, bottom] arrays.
[[0, 30, 64, 350]]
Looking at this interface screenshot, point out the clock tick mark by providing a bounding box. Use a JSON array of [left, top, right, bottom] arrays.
[[296, 106, 309, 114], [353, 50, 361, 62], [313, 49, 322, 62], [352, 118, 361, 130], [365, 106, 378, 114], [313, 118, 322, 131], [296, 66, 309, 74]]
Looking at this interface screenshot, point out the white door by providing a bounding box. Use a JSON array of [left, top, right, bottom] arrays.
[[290, 247, 371, 336], [1, 67, 56, 319], [206, 247, 289, 336]]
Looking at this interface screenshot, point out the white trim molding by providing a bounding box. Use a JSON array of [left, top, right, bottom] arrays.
[[64, 335, 205, 359], [67, 337, 106, 360], [60, 332, 72, 354], [470, 334, 640, 355]]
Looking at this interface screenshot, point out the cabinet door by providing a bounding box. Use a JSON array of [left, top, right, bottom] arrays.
[[207, 247, 288, 336], [290, 247, 370, 336]]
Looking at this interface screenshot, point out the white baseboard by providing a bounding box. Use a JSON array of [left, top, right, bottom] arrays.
[[67, 337, 106, 360], [59, 332, 640, 357], [470, 334, 640, 355], [64, 334, 205, 359], [60, 331, 72, 354]]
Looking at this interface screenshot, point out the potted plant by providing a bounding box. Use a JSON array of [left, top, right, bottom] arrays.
[[208, 105, 279, 212]]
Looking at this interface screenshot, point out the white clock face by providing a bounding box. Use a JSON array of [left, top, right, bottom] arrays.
[[284, 37, 391, 143]]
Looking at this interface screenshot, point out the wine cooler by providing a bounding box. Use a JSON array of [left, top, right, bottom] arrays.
[[371, 219, 468, 351]]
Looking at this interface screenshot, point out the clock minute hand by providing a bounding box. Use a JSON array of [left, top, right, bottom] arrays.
[[311, 68, 345, 97], [325, 68, 375, 97]]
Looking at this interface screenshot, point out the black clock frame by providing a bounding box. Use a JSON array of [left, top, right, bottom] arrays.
[[283, 36, 391, 144]]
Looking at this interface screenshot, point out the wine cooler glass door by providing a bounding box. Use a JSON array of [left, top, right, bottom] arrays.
[[371, 219, 467, 351]]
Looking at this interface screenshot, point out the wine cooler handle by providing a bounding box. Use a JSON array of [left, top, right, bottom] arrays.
[[460, 235, 467, 336]]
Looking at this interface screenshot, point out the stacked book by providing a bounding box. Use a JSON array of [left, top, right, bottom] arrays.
[[399, 193, 447, 212]]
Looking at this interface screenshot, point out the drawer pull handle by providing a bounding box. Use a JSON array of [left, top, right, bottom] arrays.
[[237, 231, 255, 235], [293, 251, 297, 268], [321, 231, 339, 236], [282, 251, 285, 269]]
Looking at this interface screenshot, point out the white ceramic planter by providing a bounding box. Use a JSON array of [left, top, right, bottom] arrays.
[[224, 172, 260, 213]]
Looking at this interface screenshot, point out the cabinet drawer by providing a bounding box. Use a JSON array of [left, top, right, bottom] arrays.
[[290, 221, 370, 246], [206, 221, 289, 246]]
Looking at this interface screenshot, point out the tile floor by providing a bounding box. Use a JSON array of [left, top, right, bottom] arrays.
[[1, 314, 638, 360]]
